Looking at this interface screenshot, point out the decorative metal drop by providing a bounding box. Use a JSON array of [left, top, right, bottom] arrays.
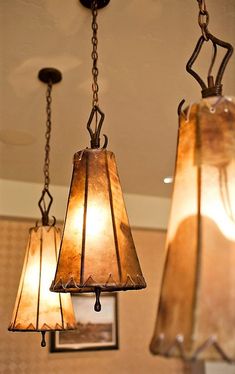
[[41, 332, 46, 348], [94, 288, 102, 312]]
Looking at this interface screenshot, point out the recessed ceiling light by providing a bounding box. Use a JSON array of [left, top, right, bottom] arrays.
[[163, 176, 173, 184]]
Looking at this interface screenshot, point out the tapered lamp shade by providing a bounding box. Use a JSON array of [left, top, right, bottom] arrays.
[[150, 96, 235, 362], [9, 226, 76, 335], [50, 149, 146, 298]]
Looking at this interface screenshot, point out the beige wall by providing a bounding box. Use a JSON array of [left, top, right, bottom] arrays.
[[0, 218, 188, 374]]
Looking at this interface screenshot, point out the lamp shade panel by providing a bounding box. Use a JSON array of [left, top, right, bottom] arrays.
[[8, 225, 76, 331], [150, 97, 235, 361], [50, 148, 146, 293]]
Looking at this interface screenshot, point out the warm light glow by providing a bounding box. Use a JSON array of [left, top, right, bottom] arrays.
[[86, 203, 107, 237], [24, 262, 40, 294], [72, 203, 107, 238]]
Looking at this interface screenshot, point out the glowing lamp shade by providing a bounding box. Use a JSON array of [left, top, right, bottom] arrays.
[[8, 226, 76, 341], [150, 97, 235, 361], [50, 148, 146, 299]]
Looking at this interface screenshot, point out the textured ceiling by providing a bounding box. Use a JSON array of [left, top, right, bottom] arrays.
[[1, 0, 235, 197]]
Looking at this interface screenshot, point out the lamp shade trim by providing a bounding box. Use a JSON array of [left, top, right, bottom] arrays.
[[51, 273, 146, 293], [105, 150, 122, 282], [8, 322, 74, 332], [36, 226, 43, 330], [80, 151, 88, 285]]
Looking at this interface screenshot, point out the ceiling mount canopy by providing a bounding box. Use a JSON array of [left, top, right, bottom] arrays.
[[38, 67, 62, 85], [80, 0, 110, 9]]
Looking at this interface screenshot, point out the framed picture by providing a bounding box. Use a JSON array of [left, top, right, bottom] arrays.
[[50, 293, 118, 352]]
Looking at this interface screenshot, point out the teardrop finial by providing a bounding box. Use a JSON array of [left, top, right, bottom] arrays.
[[41, 331, 46, 347], [94, 288, 101, 312]]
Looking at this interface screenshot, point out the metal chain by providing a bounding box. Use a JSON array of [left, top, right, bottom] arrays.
[[197, 0, 207, 14], [43, 81, 52, 190], [197, 0, 209, 40], [91, 0, 99, 109]]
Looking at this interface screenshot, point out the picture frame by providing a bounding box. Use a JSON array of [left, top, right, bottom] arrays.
[[50, 293, 118, 352]]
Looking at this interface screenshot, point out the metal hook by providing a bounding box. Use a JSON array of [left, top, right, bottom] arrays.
[[51, 216, 57, 226], [177, 99, 186, 117], [87, 105, 108, 149]]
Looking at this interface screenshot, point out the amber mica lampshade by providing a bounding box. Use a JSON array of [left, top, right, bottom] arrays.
[[50, 148, 146, 307], [150, 97, 235, 362], [9, 225, 76, 345]]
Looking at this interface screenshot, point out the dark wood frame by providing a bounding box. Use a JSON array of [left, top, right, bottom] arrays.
[[50, 293, 119, 353]]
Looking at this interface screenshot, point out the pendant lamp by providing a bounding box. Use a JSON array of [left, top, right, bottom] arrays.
[[50, 0, 146, 312], [150, 0, 235, 363], [8, 68, 76, 347]]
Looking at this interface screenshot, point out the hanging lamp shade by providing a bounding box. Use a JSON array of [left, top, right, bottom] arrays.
[[50, 148, 146, 300], [8, 225, 76, 342], [150, 96, 235, 361], [8, 68, 76, 347]]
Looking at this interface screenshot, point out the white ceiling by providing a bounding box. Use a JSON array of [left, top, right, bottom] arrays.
[[1, 0, 235, 198]]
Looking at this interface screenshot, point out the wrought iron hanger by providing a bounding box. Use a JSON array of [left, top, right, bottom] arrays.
[[186, 0, 233, 98]]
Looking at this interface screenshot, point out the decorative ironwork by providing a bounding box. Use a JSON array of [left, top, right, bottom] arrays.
[[38, 188, 53, 226], [186, 0, 233, 98], [87, 105, 108, 148]]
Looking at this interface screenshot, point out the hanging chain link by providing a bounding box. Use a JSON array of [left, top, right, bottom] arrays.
[[43, 81, 52, 190], [91, 0, 99, 108], [197, 0, 207, 13], [197, 0, 209, 40]]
